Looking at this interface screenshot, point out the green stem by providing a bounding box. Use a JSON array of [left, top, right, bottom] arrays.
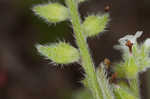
[[97, 65, 114, 99], [65, 0, 102, 99]]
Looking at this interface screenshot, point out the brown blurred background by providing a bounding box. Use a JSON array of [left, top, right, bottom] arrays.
[[0, 0, 150, 99]]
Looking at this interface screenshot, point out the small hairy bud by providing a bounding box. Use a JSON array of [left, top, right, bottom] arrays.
[[125, 63, 138, 79], [123, 57, 138, 79], [36, 42, 80, 64], [33, 3, 69, 23], [82, 14, 109, 37]]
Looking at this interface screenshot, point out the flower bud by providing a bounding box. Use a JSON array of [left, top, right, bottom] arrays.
[[82, 14, 109, 37], [33, 3, 69, 23], [36, 42, 80, 64], [125, 57, 138, 79]]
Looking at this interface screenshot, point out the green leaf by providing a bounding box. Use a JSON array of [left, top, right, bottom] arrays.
[[36, 42, 80, 64], [33, 3, 69, 23]]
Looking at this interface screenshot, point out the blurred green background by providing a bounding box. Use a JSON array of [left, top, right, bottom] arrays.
[[0, 0, 150, 99]]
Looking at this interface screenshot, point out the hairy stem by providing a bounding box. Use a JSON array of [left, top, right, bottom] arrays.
[[97, 65, 114, 99], [65, 0, 103, 99]]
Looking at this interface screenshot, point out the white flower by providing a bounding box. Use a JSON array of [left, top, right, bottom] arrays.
[[118, 31, 143, 46], [114, 31, 143, 51]]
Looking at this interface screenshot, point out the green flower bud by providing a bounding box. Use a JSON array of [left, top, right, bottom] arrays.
[[124, 57, 138, 79], [82, 14, 109, 37], [36, 42, 80, 64], [125, 64, 138, 79], [33, 3, 69, 23], [114, 57, 139, 79]]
